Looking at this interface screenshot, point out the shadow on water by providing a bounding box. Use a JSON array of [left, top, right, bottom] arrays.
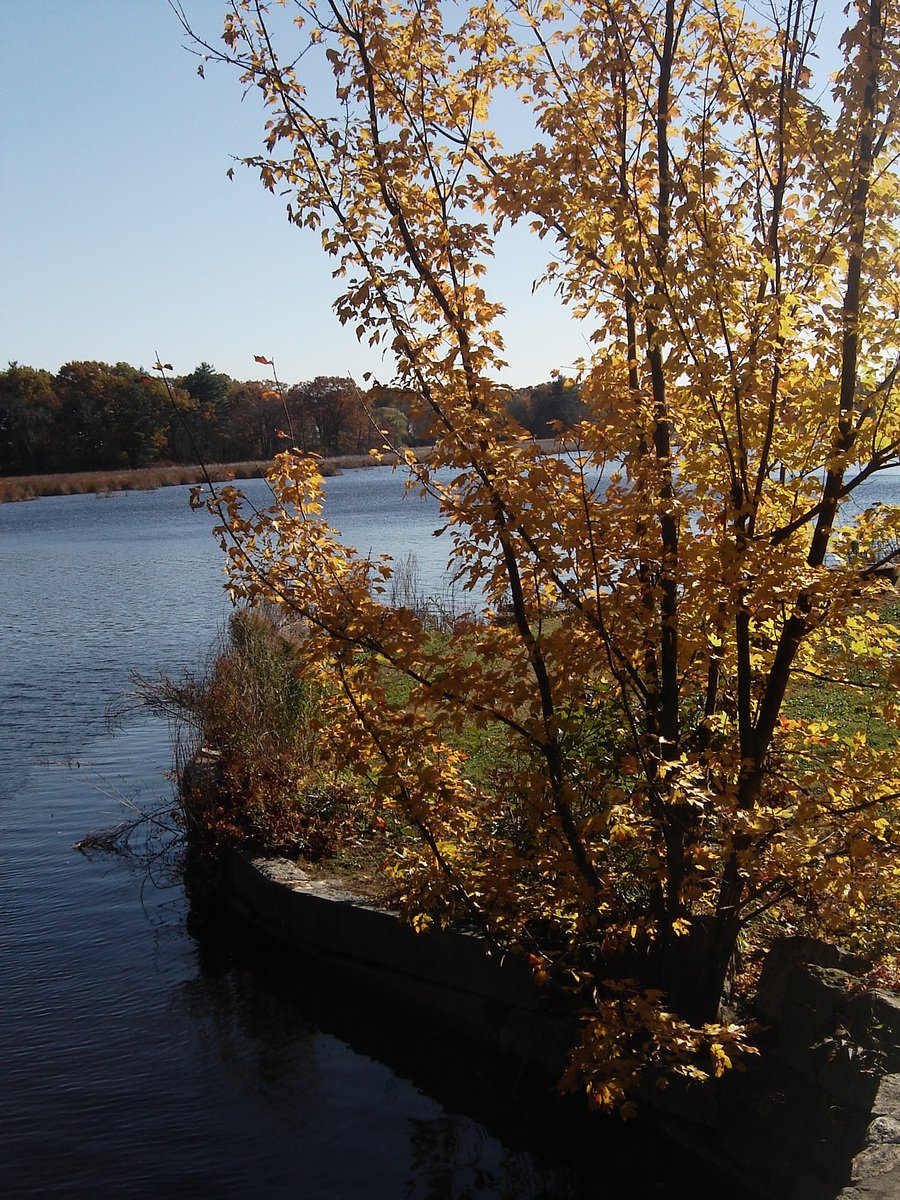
[[182, 890, 761, 1200]]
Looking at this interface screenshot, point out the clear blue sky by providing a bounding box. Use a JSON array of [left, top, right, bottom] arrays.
[[0, 1, 584, 387], [1, 3, 847, 389]]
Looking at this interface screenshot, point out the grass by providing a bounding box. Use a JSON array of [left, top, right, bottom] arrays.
[[135, 537, 899, 944], [0, 441, 576, 504], [136, 567, 507, 892], [0, 447, 444, 504], [138, 606, 387, 874], [165, 588, 900, 868], [0, 462, 275, 503], [783, 594, 900, 750]]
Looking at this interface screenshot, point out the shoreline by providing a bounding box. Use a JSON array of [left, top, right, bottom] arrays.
[[0, 440, 572, 504], [0, 451, 423, 504], [220, 851, 900, 1200]]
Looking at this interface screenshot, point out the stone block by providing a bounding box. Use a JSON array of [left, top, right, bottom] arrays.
[[756, 937, 844, 1022], [777, 964, 854, 1069], [817, 1042, 883, 1112], [719, 1077, 861, 1191], [838, 1164, 900, 1198], [871, 1074, 900, 1120], [789, 1170, 848, 1200], [849, 992, 900, 1074], [866, 1116, 900, 1146], [851, 1142, 900, 1184]]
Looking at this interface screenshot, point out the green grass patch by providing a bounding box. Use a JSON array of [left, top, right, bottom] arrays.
[[784, 595, 899, 750]]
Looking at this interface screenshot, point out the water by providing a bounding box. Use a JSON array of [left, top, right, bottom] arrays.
[[1, 464, 896, 1199]]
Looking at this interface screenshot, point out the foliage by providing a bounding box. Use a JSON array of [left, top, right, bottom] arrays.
[[785, 595, 900, 754], [0, 363, 58, 474], [0, 461, 275, 504], [176, 0, 900, 1106], [0, 361, 379, 474], [144, 606, 362, 861], [52, 361, 172, 470], [508, 378, 586, 441]]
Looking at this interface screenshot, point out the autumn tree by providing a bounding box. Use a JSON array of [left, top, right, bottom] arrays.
[[172, 361, 232, 462], [508, 376, 587, 439], [217, 377, 280, 460], [55, 361, 171, 470], [0, 363, 58, 474], [286, 374, 372, 454], [175, 0, 900, 1102]]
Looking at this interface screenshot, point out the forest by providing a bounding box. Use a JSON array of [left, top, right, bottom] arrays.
[[0, 359, 583, 475]]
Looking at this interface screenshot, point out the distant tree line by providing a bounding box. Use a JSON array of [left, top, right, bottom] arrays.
[[0, 360, 584, 476]]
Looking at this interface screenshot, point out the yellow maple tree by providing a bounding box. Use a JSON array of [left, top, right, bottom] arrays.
[[175, 0, 900, 1105]]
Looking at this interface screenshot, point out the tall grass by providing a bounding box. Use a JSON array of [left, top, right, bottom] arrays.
[[138, 606, 358, 862], [0, 462, 274, 503], [388, 552, 478, 632], [0, 446, 442, 504], [0, 456, 394, 503]]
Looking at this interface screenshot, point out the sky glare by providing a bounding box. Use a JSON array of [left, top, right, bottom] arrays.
[[1, 2, 847, 388]]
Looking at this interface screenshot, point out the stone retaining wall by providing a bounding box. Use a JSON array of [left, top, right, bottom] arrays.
[[752, 938, 900, 1199], [224, 852, 574, 1075], [222, 854, 900, 1200]]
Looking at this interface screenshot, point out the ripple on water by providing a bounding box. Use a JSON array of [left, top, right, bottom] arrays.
[[6, 467, 874, 1197]]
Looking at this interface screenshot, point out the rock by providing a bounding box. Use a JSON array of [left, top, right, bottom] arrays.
[[872, 1075, 900, 1121], [789, 1171, 849, 1200], [866, 1116, 900, 1146], [777, 964, 854, 1069], [817, 1042, 882, 1112], [839, 1076, 900, 1198], [837, 1168, 900, 1198], [851, 1143, 900, 1183], [849, 992, 900, 1074], [756, 937, 847, 1022]]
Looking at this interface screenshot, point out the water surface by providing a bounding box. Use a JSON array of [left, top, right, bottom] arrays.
[[2, 464, 895, 1198]]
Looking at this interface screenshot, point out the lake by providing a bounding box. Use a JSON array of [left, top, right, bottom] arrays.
[[1, 463, 896, 1198]]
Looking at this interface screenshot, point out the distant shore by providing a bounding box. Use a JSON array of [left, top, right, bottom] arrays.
[[0, 451, 422, 504], [0, 441, 568, 504]]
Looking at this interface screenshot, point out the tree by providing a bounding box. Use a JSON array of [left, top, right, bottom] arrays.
[[177, 362, 233, 461], [219, 377, 281, 461], [55, 360, 171, 470], [508, 377, 586, 440], [371, 400, 411, 448], [112, 367, 172, 468], [0, 363, 58, 474], [178, 1, 900, 1104], [286, 375, 372, 454]]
